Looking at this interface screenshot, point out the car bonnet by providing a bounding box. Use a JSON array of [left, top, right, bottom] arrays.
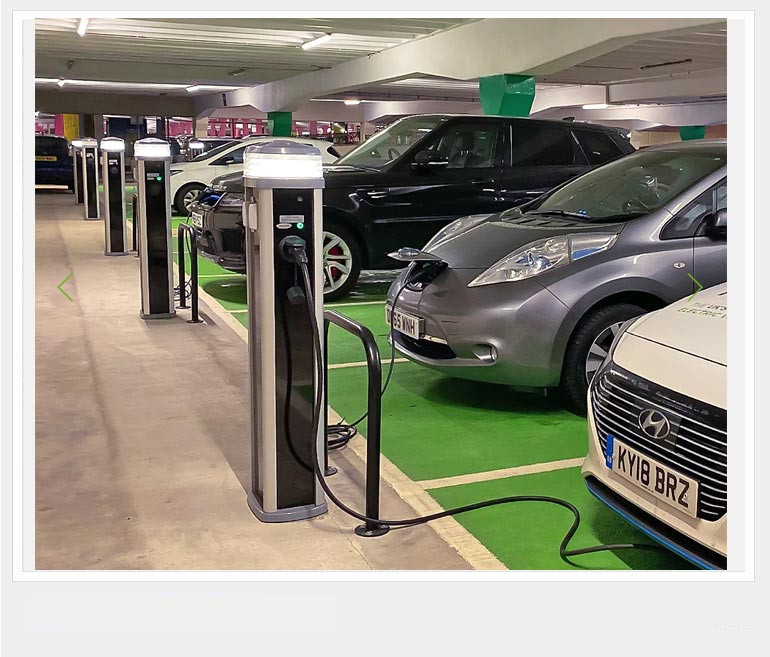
[[427, 213, 624, 269]]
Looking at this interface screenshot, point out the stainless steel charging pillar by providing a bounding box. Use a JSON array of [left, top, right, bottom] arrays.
[[100, 137, 128, 256], [134, 138, 175, 320], [71, 139, 84, 205], [243, 141, 327, 522], [80, 138, 100, 220]]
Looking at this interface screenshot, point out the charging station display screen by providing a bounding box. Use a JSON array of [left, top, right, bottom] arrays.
[[143, 160, 170, 314]]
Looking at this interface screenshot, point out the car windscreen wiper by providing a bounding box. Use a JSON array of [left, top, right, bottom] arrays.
[[527, 209, 593, 220], [330, 163, 381, 172]]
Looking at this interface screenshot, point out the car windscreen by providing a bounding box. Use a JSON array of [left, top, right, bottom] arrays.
[[335, 115, 449, 168], [191, 141, 236, 162], [524, 147, 726, 222]]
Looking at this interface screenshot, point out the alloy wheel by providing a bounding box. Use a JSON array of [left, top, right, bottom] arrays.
[[183, 188, 201, 212], [584, 321, 624, 383], [322, 231, 353, 295]]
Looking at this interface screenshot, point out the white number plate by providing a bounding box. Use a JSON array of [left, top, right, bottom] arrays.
[[608, 436, 699, 518], [385, 304, 422, 340], [191, 212, 203, 228]]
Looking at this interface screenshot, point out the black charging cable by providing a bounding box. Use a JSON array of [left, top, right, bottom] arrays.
[[288, 257, 667, 568]]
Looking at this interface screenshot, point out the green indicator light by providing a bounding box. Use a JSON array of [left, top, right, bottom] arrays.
[[156, 175, 163, 182], [297, 222, 304, 230]]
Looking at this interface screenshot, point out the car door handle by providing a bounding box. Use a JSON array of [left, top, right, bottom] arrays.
[[365, 189, 390, 199]]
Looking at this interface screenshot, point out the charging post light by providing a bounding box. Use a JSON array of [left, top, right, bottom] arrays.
[[243, 141, 327, 522], [80, 137, 100, 220], [134, 137, 175, 320], [99, 137, 128, 256], [71, 138, 84, 205]]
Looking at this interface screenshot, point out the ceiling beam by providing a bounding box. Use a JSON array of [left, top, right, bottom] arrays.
[[197, 17, 725, 113], [35, 89, 195, 117]]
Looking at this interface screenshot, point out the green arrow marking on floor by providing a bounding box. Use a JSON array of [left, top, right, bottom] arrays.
[[57, 272, 74, 302], [687, 273, 703, 301]]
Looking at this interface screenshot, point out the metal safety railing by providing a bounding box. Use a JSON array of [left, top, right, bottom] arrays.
[[177, 222, 204, 324], [324, 309, 389, 537]]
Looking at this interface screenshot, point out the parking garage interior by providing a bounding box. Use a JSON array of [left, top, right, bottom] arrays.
[[29, 15, 736, 573]]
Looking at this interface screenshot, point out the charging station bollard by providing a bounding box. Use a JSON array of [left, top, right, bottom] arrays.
[[100, 137, 128, 256], [71, 139, 84, 205], [80, 137, 100, 220], [243, 141, 327, 523], [134, 138, 175, 320]]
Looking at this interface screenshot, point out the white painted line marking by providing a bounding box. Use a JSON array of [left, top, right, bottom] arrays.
[[419, 457, 586, 490], [329, 409, 506, 571], [325, 300, 386, 308], [329, 358, 408, 370]]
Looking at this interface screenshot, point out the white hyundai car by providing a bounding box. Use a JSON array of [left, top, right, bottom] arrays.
[[582, 283, 727, 569], [169, 137, 340, 213]]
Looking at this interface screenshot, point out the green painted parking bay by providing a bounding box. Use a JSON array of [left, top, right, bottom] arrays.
[[428, 467, 694, 570], [328, 362, 588, 482]]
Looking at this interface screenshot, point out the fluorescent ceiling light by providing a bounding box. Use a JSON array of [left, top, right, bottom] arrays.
[[77, 18, 89, 37], [186, 85, 201, 93], [301, 33, 332, 50], [582, 103, 609, 110], [35, 111, 40, 117], [343, 99, 361, 106]]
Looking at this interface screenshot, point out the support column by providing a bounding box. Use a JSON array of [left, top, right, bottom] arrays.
[[679, 126, 706, 141], [193, 115, 209, 138], [267, 111, 292, 137], [479, 74, 536, 117]]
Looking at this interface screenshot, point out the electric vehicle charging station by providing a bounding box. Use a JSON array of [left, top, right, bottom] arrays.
[[71, 138, 84, 205], [80, 137, 100, 220], [134, 137, 175, 320], [99, 137, 128, 256], [242, 141, 328, 523]]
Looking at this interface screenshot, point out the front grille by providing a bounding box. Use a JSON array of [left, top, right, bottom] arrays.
[[221, 228, 243, 253], [591, 364, 727, 521]]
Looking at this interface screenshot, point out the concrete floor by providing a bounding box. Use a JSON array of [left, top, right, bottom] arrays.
[[35, 192, 470, 570]]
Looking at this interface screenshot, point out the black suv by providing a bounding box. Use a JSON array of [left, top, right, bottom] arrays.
[[35, 135, 74, 190], [190, 114, 633, 300]]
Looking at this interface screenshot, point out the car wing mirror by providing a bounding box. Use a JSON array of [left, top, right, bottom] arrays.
[[706, 208, 727, 239], [411, 150, 448, 170]]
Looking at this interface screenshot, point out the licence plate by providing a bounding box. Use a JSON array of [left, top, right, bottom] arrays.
[[35, 155, 57, 162], [385, 304, 422, 340], [607, 435, 699, 518], [191, 212, 203, 228]]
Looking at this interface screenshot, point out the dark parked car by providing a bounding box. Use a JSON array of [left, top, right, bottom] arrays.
[[35, 135, 74, 190], [189, 114, 634, 300]]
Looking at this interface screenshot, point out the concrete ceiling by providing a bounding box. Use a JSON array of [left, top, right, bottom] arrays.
[[35, 17, 474, 86], [34, 17, 727, 129]]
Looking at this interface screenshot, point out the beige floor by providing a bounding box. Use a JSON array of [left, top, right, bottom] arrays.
[[35, 192, 471, 570]]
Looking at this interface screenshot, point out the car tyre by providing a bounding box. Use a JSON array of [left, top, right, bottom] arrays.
[[174, 183, 205, 214], [560, 303, 646, 414], [322, 222, 362, 302]]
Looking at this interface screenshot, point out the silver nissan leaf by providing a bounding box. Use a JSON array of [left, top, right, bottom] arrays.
[[386, 140, 727, 412]]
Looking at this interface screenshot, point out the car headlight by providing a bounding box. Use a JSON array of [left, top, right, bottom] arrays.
[[218, 192, 243, 208], [170, 169, 183, 176], [423, 214, 492, 251], [468, 232, 618, 287]]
